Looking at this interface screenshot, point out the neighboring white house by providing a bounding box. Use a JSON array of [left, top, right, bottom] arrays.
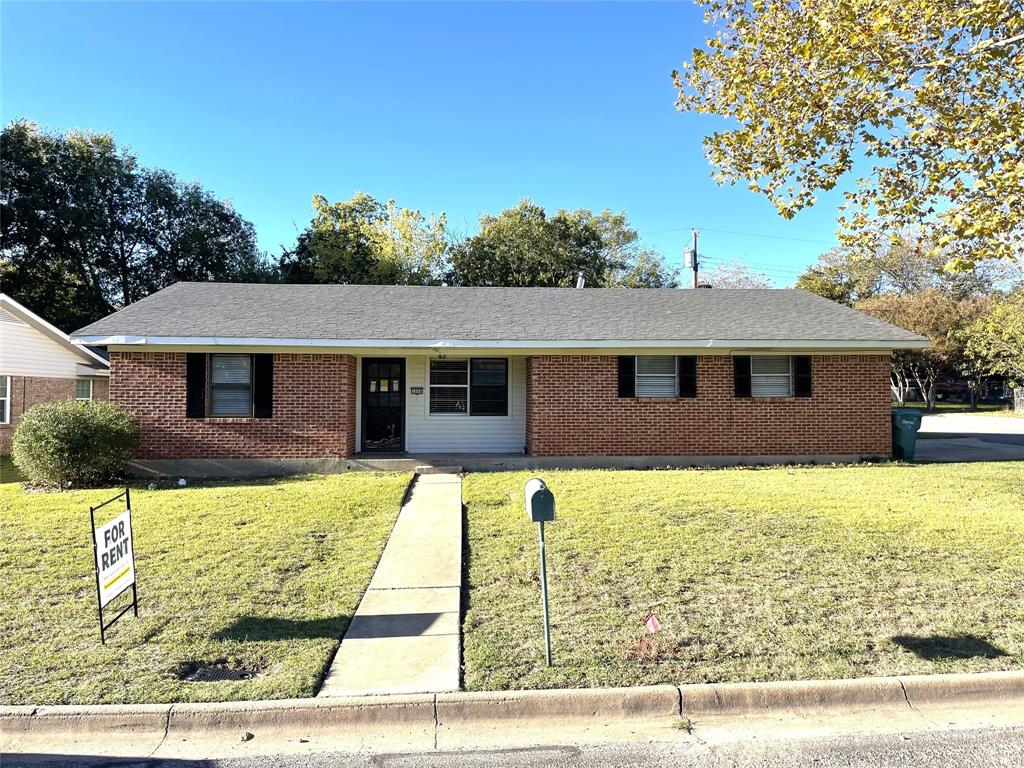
[[0, 293, 110, 454]]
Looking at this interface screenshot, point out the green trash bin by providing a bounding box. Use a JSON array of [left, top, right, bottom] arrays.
[[891, 408, 923, 460]]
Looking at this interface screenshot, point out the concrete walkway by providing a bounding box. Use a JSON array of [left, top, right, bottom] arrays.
[[319, 473, 463, 697]]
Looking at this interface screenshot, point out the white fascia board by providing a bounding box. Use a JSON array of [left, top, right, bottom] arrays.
[[71, 334, 929, 351], [1, 293, 111, 368]]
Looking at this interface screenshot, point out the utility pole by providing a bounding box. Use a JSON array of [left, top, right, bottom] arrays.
[[690, 229, 699, 288]]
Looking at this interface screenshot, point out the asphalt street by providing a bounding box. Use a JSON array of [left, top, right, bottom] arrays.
[[7, 725, 1024, 768]]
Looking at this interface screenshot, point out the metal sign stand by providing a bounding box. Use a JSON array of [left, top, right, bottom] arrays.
[[90, 488, 138, 644]]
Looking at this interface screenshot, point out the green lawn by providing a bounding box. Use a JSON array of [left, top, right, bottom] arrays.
[[463, 464, 1024, 691], [0, 465, 410, 705]]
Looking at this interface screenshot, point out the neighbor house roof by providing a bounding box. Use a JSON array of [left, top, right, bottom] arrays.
[[71, 282, 928, 350], [1, 293, 111, 371]]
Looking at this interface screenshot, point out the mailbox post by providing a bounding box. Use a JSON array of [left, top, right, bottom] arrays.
[[524, 478, 555, 666]]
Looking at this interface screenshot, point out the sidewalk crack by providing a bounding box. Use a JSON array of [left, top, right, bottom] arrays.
[[898, 678, 937, 725], [147, 704, 173, 758], [432, 693, 439, 750]]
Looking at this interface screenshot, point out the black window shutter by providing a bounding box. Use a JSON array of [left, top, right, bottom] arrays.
[[617, 356, 636, 397], [733, 356, 752, 398], [793, 355, 812, 397], [185, 353, 206, 418], [677, 356, 697, 398], [253, 354, 274, 418]]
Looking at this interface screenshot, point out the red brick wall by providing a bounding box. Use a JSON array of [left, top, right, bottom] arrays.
[[109, 352, 356, 459], [525, 354, 892, 457], [1, 375, 110, 454]]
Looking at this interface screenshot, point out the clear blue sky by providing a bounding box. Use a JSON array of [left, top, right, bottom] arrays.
[[2, 1, 845, 285]]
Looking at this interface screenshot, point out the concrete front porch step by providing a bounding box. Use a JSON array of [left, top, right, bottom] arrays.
[[415, 465, 463, 474]]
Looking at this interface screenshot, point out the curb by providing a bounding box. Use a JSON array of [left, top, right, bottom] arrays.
[[2, 702, 173, 748], [3, 671, 1024, 752], [169, 694, 436, 735], [436, 685, 680, 726], [899, 670, 1024, 705], [680, 676, 906, 717]]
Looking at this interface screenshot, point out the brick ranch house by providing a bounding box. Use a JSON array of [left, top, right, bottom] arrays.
[[71, 282, 927, 473], [1, 293, 110, 454]]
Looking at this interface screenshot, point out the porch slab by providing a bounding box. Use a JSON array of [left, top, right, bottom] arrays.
[[319, 474, 463, 697], [127, 453, 884, 479]]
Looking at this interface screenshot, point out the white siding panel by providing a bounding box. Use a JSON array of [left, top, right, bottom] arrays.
[[0, 319, 87, 378], [404, 355, 526, 453]]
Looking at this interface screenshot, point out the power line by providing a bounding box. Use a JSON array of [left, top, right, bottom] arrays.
[[699, 255, 807, 276], [641, 225, 836, 246]]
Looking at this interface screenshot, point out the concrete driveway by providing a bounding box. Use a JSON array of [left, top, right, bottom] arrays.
[[915, 412, 1024, 463]]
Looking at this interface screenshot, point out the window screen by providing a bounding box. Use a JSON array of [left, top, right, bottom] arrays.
[[635, 356, 677, 397], [430, 358, 509, 415], [750, 356, 793, 397], [0, 376, 8, 424], [470, 359, 508, 416], [75, 379, 92, 401], [210, 354, 252, 416], [430, 359, 469, 414]]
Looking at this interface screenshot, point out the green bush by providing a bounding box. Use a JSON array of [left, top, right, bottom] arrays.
[[11, 400, 141, 488]]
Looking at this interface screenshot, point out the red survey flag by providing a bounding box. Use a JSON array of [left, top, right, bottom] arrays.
[[643, 612, 661, 634]]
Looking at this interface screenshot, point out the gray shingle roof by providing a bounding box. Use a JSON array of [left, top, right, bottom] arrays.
[[72, 282, 926, 347]]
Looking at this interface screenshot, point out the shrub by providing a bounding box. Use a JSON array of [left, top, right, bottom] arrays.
[[11, 400, 141, 488]]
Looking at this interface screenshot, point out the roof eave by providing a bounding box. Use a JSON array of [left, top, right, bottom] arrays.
[[1, 293, 111, 368], [70, 334, 930, 351]]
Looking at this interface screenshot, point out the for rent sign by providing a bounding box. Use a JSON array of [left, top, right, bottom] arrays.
[[90, 489, 139, 642], [94, 509, 135, 607]]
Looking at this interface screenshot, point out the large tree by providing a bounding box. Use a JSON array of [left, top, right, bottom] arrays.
[[963, 290, 1024, 409], [674, 0, 1023, 270], [279, 193, 448, 285], [0, 121, 266, 331], [448, 200, 677, 288], [858, 289, 989, 408], [797, 236, 1023, 305]]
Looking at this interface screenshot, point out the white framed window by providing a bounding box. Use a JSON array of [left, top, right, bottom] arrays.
[[429, 358, 509, 416], [751, 355, 793, 397], [430, 359, 469, 414], [75, 379, 93, 401], [209, 354, 253, 416], [0, 376, 9, 424], [635, 356, 677, 397]]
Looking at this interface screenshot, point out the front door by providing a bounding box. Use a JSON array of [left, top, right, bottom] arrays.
[[362, 358, 405, 452]]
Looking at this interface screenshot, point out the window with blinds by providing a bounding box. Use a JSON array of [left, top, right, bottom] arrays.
[[209, 354, 253, 416], [75, 379, 93, 401], [429, 359, 469, 414], [429, 358, 508, 416], [750, 355, 793, 397], [635, 356, 677, 397]]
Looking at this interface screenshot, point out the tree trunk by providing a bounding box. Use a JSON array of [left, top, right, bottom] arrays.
[[1015, 387, 1024, 413], [913, 372, 936, 411], [890, 372, 905, 405]]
